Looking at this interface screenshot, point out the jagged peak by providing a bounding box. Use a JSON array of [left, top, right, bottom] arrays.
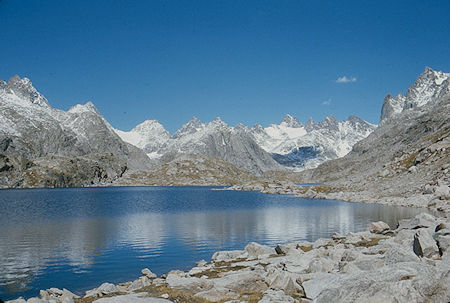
[[172, 116, 204, 138], [305, 117, 315, 131], [188, 116, 201, 123], [209, 116, 228, 126], [68, 101, 99, 115], [280, 114, 302, 128], [5, 75, 50, 107], [347, 115, 364, 122], [234, 123, 249, 132], [132, 119, 167, 133], [416, 67, 449, 85], [323, 115, 338, 122]]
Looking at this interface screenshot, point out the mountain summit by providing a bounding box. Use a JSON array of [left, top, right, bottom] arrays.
[[380, 67, 449, 123]]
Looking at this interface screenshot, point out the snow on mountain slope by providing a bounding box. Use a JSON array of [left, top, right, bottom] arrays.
[[380, 67, 450, 123], [251, 114, 376, 170], [161, 117, 283, 174], [114, 120, 170, 155], [0, 75, 151, 170]]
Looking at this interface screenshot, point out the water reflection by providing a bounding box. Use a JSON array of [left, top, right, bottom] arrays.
[[0, 186, 425, 300]]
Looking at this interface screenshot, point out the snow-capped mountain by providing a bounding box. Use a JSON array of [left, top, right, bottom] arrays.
[[380, 67, 450, 123], [117, 112, 375, 173], [118, 117, 283, 174], [0, 75, 151, 187], [251, 114, 376, 170], [114, 120, 170, 158]]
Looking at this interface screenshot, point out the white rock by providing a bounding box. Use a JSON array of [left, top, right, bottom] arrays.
[[413, 229, 440, 258], [244, 242, 274, 258], [211, 250, 247, 262], [194, 286, 239, 301], [93, 292, 173, 302], [434, 228, 450, 255], [368, 221, 390, 234], [141, 268, 157, 279], [258, 289, 296, 303], [129, 279, 145, 291], [97, 283, 119, 295], [165, 272, 213, 293], [397, 213, 436, 230]]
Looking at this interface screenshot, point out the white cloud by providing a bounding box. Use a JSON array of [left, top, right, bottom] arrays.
[[336, 76, 357, 83], [322, 98, 331, 105]]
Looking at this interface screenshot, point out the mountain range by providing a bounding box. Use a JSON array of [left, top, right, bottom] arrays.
[[0, 67, 448, 188], [114, 113, 376, 173]]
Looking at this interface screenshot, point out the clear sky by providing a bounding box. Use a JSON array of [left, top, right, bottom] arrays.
[[1, 0, 449, 133]]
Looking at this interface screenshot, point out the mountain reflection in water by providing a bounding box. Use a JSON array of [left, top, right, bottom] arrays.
[[0, 186, 426, 300]]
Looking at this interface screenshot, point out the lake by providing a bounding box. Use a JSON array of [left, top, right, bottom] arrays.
[[0, 186, 426, 300]]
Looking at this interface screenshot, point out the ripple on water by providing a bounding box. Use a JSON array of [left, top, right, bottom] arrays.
[[0, 186, 427, 300]]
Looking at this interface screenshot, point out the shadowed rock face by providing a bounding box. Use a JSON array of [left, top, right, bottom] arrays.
[[380, 67, 449, 123], [0, 76, 151, 188], [118, 116, 285, 175], [298, 68, 450, 210]]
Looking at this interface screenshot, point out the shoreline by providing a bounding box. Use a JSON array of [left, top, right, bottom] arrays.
[[6, 212, 450, 303], [2, 181, 447, 211]]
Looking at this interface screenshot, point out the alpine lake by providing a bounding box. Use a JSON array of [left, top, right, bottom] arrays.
[[0, 186, 427, 300]]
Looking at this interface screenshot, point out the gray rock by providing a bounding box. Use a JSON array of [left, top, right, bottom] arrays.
[[211, 250, 246, 262], [258, 289, 296, 303], [413, 229, 440, 258], [244, 242, 274, 258], [141, 268, 157, 279], [93, 293, 173, 302], [398, 213, 437, 230], [368, 221, 390, 234], [434, 228, 450, 255], [97, 283, 119, 295]]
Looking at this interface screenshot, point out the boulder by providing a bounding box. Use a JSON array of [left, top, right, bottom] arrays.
[[165, 272, 213, 293], [24, 299, 48, 303], [413, 229, 439, 258], [265, 270, 302, 295], [397, 213, 436, 230], [211, 250, 246, 262], [433, 228, 450, 255], [194, 287, 239, 302], [141, 268, 157, 279], [258, 289, 296, 303], [244, 242, 274, 258], [92, 293, 173, 302], [129, 278, 144, 292], [40, 288, 79, 303], [368, 221, 390, 234], [97, 283, 119, 295]]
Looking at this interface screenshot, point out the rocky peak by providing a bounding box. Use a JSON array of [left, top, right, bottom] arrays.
[[305, 117, 315, 132], [315, 115, 339, 131], [280, 114, 302, 128], [132, 120, 167, 133], [380, 93, 406, 123], [68, 101, 100, 115], [6, 75, 50, 107], [404, 67, 449, 109], [380, 67, 449, 124], [208, 117, 228, 128], [252, 124, 265, 133], [172, 116, 204, 139]]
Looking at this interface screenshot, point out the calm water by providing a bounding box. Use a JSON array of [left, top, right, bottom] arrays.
[[0, 186, 426, 300]]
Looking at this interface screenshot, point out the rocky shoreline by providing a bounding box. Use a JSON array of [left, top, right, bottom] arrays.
[[220, 180, 450, 213], [6, 212, 450, 303]]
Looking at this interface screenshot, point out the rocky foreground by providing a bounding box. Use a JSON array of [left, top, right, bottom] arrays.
[[7, 212, 450, 303]]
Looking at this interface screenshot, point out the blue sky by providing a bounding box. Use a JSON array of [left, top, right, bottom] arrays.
[[1, 0, 449, 132]]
